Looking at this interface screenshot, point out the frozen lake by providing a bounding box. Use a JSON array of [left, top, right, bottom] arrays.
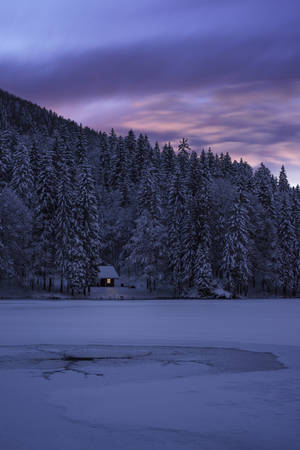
[[0, 299, 300, 449]]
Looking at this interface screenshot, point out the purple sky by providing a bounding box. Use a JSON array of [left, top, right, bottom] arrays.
[[0, 0, 299, 184]]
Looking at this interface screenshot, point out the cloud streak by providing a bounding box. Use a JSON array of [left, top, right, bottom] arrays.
[[1, 30, 300, 105], [0, 0, 299, 184]]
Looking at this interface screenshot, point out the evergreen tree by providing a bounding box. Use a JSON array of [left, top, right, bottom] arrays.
[[55, 159, 74, 292], [278, 165, 290, 193], [182, 159, 212, 288], [177, 138, 190, 176], [125, 163, 166, 292], [291, 186, 300, 296], [167, 164, 186, 295], [34, 151, 57, 289], [76, 148, 102, 293], [0, 187, 32, 282], [222, 191, 251, 297], [194, 245, 213, 297], [277, 195, 297, 296], [0, 130, 13, 187], [10, 141, 33, 208]]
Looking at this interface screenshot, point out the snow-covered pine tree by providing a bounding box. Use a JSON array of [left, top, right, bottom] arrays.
[[278, 165, 290, 193], [291, 186, 300, 296], [98, 132, 111, 190], [76, 146, 102, 294], [0, 187, 32, 283], [0, 130, 13, 187], [55, 158, 74, 293], [124, 130, 137, 184], [67, 230, 87, 296], [29, 136, 42, 190], [222, 190, 251, 297], [152, 141, 161, 170], [33, 150, 57, 290], [182, 156, 212, 288], [133, 134, 150, 184], [194, 244, 213, 297], [106, 128, 118, 189], [167, 163, 186, 296], [161, 143, 175, 179], [177, 138, 190, 177], [219, 152, 233, 177], [277, 194, 297, 296], [207, 147, 215, 173], [124, 163, 166, 292], [10, 141, 33, 208], [292, 185, 300, 296], [253, 163, 278, 292], [160, 142, 176, 209]]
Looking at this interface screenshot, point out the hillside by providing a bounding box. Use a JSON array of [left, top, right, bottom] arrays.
[[0, 88, 299, 298]]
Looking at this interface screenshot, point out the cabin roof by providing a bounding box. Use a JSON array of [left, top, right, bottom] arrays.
[[98, 265, 119, 279]]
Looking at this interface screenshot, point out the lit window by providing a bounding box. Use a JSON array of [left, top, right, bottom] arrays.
[[107, 278, 111, 284]]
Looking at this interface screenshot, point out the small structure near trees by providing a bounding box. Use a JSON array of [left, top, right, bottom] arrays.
[[97, 266, 119, 287]]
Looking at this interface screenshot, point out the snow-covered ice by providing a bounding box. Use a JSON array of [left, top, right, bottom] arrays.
[[0, 299, 300, 449]]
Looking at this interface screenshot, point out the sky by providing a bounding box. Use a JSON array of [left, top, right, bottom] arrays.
[[0, 0, 299, 185]]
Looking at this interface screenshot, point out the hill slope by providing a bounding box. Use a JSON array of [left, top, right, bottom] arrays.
[[0, 88, 299, 298]]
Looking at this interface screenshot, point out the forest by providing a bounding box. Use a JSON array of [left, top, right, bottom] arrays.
[[0, 88, 299, 298]]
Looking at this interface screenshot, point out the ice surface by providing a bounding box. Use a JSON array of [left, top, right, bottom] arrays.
[[0, 299, 300, 449]]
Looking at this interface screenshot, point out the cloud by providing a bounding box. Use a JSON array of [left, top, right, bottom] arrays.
[[0, 26, 300, 106], [0, 0, 299, 184]]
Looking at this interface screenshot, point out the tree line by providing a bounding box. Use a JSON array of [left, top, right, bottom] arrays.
[[0, 88, 299, 297]]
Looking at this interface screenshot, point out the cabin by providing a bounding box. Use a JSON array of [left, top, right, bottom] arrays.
[[97, 265, 119, 287]]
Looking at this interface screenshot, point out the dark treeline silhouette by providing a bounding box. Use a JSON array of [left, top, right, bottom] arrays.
[[0, 88, 299, 297]]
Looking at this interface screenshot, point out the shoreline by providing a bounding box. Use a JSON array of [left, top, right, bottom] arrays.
[[1, 295, 299, 301]]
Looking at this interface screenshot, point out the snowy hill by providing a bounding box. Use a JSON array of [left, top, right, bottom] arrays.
[[0, 88, 299, 299]]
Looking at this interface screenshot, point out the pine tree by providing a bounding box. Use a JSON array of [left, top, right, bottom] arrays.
[[0, 130, 13, 187], [76, 148, 101, 293], [182, 158, 212, 288], [194, 245, 213, 297], [98, 132, 111, 190], [278, 165, 289, 193], [0, 187, 32, 283], [222, 191, 251, 297], [34, 151, 57, 289], [67, 228, 86, 295], [277, 195, 297, 296], [161, 143, 175, 179], [55, 159, 74, 292], [291, 186, 300, 296], [125, 163, 166, 292], [10, 141, 33, 208], [125, 130, 137, 184], [29, 137, 42, 189], [177, 138, 190, 176], [253, 163, 278, 292], [167, 164, 186, 295]]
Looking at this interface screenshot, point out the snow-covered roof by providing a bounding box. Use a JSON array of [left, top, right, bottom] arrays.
[[98, 265, 119, 279]]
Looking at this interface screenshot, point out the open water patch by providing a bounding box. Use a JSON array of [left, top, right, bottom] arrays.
[[0, 345, 285, 380]]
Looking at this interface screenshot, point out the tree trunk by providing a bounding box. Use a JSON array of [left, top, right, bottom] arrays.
[[283, 285, 287, 297]]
